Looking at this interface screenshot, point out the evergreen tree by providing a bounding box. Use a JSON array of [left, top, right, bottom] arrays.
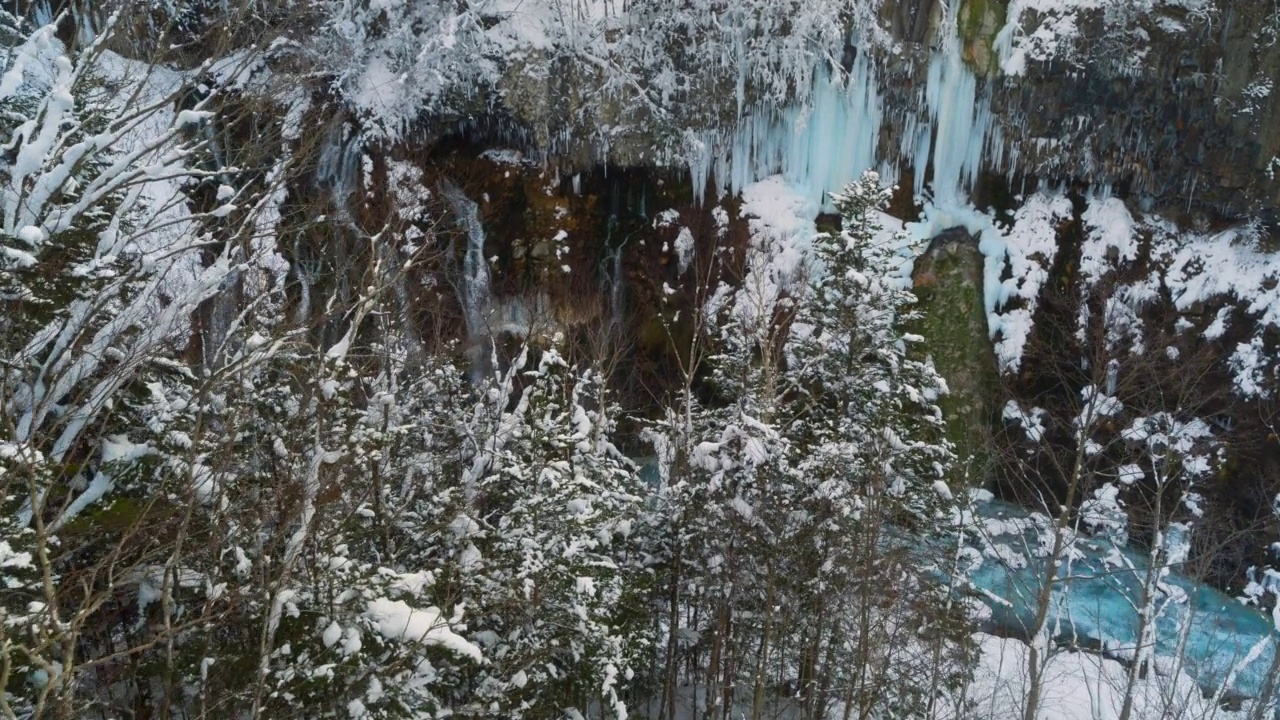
[[644, 172, 970, 720], [788, 173, 966, 718], [791, 172, 952, 522], [420, 348, 648, 719]]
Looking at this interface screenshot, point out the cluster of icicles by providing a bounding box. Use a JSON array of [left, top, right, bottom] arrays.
[[685, 29, 999, 212]]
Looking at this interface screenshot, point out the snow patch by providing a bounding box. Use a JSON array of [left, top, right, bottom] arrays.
[[364, 598, 484, 662]]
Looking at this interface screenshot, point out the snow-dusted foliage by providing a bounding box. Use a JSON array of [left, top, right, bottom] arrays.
[[316, 1, 498, 140], [960, 402, 1235, 716], [0, 11, 493, 719], [990, 254, 1234, 719], [179, 350, 492, 720], [792, 173, 953, 514], [0, 12, 479, 717], [787, 171, 969, 715], [1072, 196, 1280, 398], [425, 349, 647, 718]]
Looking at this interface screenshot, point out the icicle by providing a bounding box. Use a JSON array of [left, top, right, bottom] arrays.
[[785, 54, 882, 210], [734, 27, 747, 122], [685, 130, 716, 205], [704, 50, 885, 209], [1085, 183, 1114, 202], [33, 0, 53, 26], [992, 10, 1020, 76], [921, 31, 990, 207], [76, 5, 96, 45], [689, 17, 998, 219]]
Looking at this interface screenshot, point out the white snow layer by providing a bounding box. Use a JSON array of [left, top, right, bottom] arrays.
[[963, 632, 1233, 720], [364, 598, 484, 662], [994, 0, 1212, 76], [1079, 200, 1280, 396], [52, 435, 153, 531]]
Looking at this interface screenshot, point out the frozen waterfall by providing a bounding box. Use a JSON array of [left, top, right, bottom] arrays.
[[601, 216, 627, 336], [692, 49, 886, 210], [691, 23, 998, 215], [442, 180, 494, 381], [913, 32, 999, 207], [689, 22, 1025, 343], [316, 118, 363, 229]]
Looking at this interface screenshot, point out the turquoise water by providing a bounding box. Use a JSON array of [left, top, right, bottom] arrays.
[[962, 499, 1278, 700]]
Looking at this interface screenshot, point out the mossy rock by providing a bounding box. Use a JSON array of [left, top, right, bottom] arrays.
[[959, 0, 1008, 76], [59, 497, 153, 539], [910, 226, 1001, 485]]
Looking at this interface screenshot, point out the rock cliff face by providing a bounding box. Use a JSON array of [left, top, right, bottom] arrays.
[[980, 2, 1280, 222], [409, 0, 1280, 479], [92, 0, 1280, 221], [134, 0, 1279, 587], [488, 0, 1280, 222]]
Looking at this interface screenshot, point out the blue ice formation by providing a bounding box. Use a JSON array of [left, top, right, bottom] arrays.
[[689, 24, 997, 213]]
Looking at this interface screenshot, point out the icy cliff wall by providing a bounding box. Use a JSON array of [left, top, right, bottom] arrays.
[[972, 0, 1280, 220], [380, 0, 1280, 221], [109, 0, 1273, 219], [713, 0, 1280, 219]]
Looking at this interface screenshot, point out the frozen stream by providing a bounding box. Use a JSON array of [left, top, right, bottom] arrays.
[[961, 498, 1279, 702]]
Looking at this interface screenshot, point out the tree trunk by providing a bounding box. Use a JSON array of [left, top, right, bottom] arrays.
[[751, 567, 777, 720], [661, 541, 683, 720]]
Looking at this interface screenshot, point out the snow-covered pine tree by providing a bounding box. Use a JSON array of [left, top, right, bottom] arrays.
[[785, 172, 968, 719], [792, 172, 952, 521], [425, 346, 648, 719], [638, 182, 822, 720], [642, 172, 971, 720], [131, 340, 465, 720]]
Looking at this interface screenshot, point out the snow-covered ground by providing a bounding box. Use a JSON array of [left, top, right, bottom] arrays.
[[646, 638, 1243, 720], [964, 632, 1235, 720]]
